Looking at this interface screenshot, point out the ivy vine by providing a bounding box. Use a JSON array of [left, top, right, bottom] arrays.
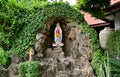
[[10, 1, 85, 57]]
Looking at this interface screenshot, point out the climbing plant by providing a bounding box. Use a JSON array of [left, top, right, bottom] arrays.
[[82, 22, 106, 77], [0, 0, 45, 50], [10, 1, 85, 57]]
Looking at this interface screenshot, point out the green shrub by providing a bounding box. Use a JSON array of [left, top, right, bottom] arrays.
[[109, 57, 120, 77], [18, 61, 40, 77], [106, 29, 120, 77], [107, 30, 120, 56], [18, 62, 27, 77], [0, 47, 8, 66], [26, 61, 40, 77]]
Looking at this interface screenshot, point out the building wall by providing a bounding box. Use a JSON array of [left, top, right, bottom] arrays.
[[115, 12, 120, 30]]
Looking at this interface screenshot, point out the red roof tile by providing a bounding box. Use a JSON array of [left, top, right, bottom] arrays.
[[111, 0, 120, 5], [83, 0, 120, 26], [83, 12, 106, 25]]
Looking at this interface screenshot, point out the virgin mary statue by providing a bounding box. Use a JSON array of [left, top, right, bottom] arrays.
[[53, 23, 64, 47]]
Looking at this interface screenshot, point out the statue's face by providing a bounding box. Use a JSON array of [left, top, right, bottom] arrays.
[[56, 23, 60, 27]]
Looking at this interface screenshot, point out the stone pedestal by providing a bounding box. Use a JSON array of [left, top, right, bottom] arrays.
[[46, 47, 64, 58]]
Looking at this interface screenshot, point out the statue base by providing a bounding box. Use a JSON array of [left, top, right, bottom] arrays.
[[46, 47, 64, 58]]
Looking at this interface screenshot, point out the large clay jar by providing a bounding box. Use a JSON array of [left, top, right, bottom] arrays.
[[99, 27, 114, 48]]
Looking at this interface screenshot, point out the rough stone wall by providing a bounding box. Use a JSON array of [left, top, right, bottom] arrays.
[[0, 55, 19, 77], [1, 19, 96, 77], [34, 19, 96, 77]]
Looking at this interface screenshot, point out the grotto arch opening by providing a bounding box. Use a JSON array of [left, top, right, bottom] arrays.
[[36, 17, 80, 57], [40, 18, 67, 56]]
